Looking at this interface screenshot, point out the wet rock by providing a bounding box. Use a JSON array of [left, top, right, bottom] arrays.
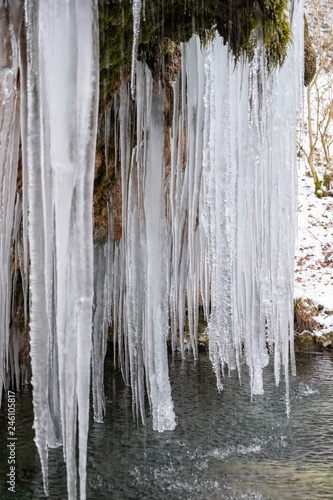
[[319, 332, 333, 349]]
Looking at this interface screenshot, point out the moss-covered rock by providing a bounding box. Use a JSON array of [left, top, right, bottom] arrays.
[[294, 330, 333, 352], [304, 16, 316, 87], [96, 0, 293, 240], [294, 330, 318, 351], [98, 0, 292, 109]]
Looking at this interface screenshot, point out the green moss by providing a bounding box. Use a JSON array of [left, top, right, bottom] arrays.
[[99, 0, 133, 106], [299, 331, 314, 345], [96, 0, 294, 239], [263, 0, 291, 69], [314, 179, 324, 197], [98, 0, 293, 108]]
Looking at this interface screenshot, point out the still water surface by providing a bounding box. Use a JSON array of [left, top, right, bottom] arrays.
[[1, 351, 333, 499]]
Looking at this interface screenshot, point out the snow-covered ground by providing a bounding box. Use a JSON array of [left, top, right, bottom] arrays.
[[297, 0, 333, 336], [294, 158, 333, 334]]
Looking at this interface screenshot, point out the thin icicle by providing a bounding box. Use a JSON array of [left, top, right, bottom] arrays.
[[130, 0, 142, 98], [92, 244, 110, 423], [0, 0, 22, 406], [168, 76, 187, 356]]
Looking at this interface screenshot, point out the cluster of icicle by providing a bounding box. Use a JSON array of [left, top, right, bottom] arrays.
[[0, 1, 99, 499], [0, 0, 304, 499], [93, 0, 304, 434]]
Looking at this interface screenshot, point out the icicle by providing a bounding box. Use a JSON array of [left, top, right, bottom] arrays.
[[266, 0, 304, 387], [112, 63, 176, 431], [130, 0, 142, 98], [201, 38, 235, 389], [22, 1, 99, 498], [168, 75, 187, 356], [0, 0, 22, 406], [8, 326, 20, 392], [10, 195, 25, 392], [117, 75, 132, 386], [144, 77, 176, 431], [184, 37, 206, 357], [22, 2, 50, 492], [92, 244, 111, 423]]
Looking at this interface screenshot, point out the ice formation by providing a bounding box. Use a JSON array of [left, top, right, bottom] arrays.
[[130, 0, 142, 98], [20, 1, 99, 498], [105, 0, 303, 416], [0, 0, 22, 406], [111, 64, 176, 431], [0, 0, 304, 498]]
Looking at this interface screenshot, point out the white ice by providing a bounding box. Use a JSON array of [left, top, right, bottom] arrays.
[[21, 1, 99, 498]]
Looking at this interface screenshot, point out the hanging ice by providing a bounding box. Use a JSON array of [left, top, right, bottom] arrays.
[[106, 0, 303, 417], [112, 64, 176, 431], [172, 2, 303, 397], [0, 0, 305, 497], [0, 0, 23, 406], [91, 243, 112, 423], [20, 1, 99, 498], [130, 0, 142, 98]]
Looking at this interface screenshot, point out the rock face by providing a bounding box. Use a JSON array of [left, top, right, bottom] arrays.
[[295, 331, 333, 352], [321, 333, 333, 348]]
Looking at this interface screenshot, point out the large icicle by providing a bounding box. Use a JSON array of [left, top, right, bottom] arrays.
[[200, 38, 236, 390], [22, 1, 99, 498], [0, 0, 23, 406], [263, 0, 303, 405], [22, 3, 50, 492], [144, 76, 176, 431]]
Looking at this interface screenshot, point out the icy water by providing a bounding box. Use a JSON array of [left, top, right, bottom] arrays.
[[1, 351, 333, 500]]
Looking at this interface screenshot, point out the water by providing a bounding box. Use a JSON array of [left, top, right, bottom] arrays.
[[1, 351, 333, 499]]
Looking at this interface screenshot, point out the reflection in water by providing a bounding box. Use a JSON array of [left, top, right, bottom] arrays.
[[1, 352, 333, 499]]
